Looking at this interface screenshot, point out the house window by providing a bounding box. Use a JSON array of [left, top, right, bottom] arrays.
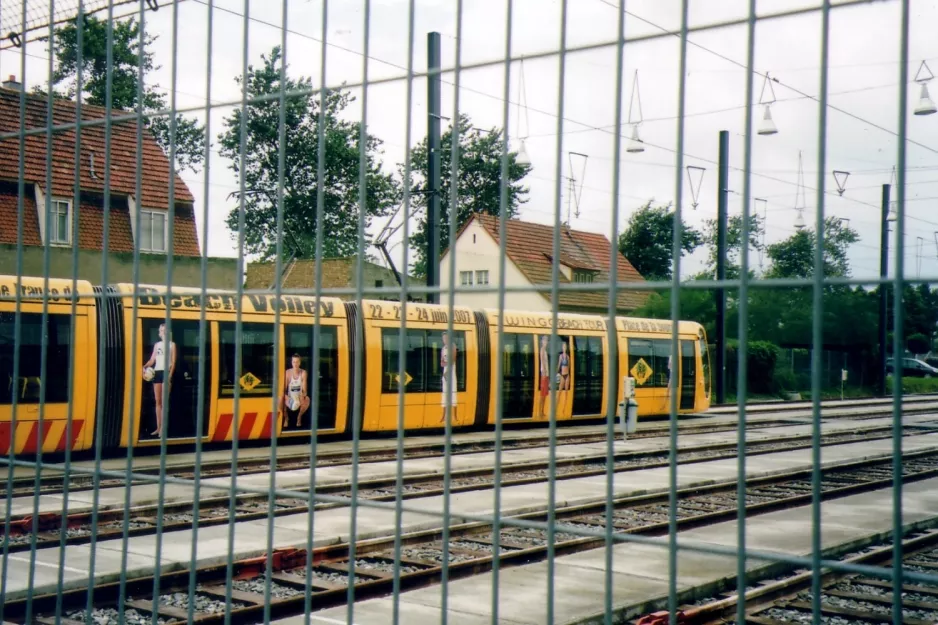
[[460, 271, 473, 286], [48, 199, 70, 245], [375, 279, 384, 288], [476, 270, 489, 285], [139, 209, 167, 252], [574, 271, 594, 283]]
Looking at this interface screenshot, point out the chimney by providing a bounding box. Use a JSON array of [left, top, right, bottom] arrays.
[[2, 75, 22, 91]]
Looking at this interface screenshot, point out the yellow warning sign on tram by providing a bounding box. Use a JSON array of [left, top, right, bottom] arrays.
[[630, 358, 653, 385], [240, 371, 260, 391]]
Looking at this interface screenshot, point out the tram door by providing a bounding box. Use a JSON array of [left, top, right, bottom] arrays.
[[679, 340, 696, 411], [284, 325, 339, 430], [572, 336, 603, 416], [626, 338, 669, 414], [140, 318, 212, 440], [501, 333, 535, 418]]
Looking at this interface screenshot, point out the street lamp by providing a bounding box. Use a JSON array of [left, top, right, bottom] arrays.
[[757, 72, 779, 136], [793, 151, 806, 229], [627, 125, 645, 154], [516, 139, 532, 166], [914, 61, 937, 116], [793, 209, 806, 230], [627, 70, 645, 153]]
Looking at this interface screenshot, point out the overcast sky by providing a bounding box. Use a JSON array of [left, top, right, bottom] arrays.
[[2, 0, 938, 283]]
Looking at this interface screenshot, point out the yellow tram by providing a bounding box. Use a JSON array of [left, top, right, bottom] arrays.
[[0, 275, 711, 455]]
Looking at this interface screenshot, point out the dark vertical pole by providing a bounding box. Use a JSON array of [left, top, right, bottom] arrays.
[[879, 183, 890, 396], [427, 31, 442, 304], [716, 130, 728, 404]]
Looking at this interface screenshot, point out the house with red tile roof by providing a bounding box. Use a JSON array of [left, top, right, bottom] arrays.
[[439, 213, 648, 315], [245, 257, 426, 302], [0, 76, 236, 287]]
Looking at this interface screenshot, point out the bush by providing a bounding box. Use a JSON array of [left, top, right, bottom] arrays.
[[773, 368, 797, 392], [726, 340, 780, 395], [886, 374, 938, 394]]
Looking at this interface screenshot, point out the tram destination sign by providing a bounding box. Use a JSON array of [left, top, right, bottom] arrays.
[[135, 288, 336, 318]]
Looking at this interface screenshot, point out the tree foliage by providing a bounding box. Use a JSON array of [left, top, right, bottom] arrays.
[[699, 214, 764, 279], [726, 340, 779, 395], [219, 46, 399, 260], [765, 217, 860, 278], [405, 113, 531, 277], [633, 206, 938, 394], [632, 287, 717, 342], [617, 201, 702, 281], [908, 333, 930, 355], [897, 283, 938, 340], [44, 15, 206, 173]]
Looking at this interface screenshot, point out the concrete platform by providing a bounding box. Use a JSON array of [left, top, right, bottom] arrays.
[[297, 478, 938, 625], [3, 430, 938, 601], [4, 415, 933, 518], [6, 396, 935, 483]]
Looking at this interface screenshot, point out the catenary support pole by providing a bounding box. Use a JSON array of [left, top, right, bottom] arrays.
[[716, 130, 728, 404], [427, 31, 442, 304], [879, 183, 890, 396]]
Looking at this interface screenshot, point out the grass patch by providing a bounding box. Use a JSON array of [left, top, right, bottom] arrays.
[[722, 386, 878, 405]]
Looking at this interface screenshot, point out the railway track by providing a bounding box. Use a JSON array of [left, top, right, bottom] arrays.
[[2, 424, 934, 553], [6, 395, 938, 499], [5, 448, 938, 625], [677, 528, 938, 625]]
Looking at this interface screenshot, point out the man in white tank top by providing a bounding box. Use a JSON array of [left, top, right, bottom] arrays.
[[143, 322, 176, 437]]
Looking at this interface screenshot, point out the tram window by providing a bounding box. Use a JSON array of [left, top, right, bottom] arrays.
[[501, 333, 535, 418], [219, 322, 275, 397], [426, 331, 466, 393], [285, 325, 338, 383], [381, 328, 465, 394], [574, 336, 603, 377], [381, 329, 426, 393], [627, 338, 672, 389], [0, 312, 71, 404], [699, 338, 711, 396]]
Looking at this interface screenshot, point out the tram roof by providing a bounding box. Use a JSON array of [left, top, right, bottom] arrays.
[[481, 307, 705, 336], [0, 274, 97, 304]]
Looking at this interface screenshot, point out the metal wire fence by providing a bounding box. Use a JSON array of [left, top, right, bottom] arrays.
[[0, 1, 933, 625]]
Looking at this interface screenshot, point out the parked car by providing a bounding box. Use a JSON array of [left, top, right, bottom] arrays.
[[886, 357, 938, 378]]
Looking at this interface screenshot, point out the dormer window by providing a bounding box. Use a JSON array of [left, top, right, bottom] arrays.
[[574, 270, 595, 283], [47, 199, 71, 245], [139, 209, 167, 253]]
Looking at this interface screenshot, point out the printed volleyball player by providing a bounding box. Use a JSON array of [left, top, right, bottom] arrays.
[[440, 333, 457, 423], [280, 354, 310, 428], [142, 323, 176, 437], [557, 340, 570, 413], [536, 335, 549, 417]]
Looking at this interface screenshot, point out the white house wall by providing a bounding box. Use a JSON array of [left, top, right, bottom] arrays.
[[439, 219, 549, 312]]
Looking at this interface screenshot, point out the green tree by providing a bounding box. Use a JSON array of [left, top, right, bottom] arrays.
[[219, 46, 399, 260], [765, 217, 859, 278], [405, 113, 531, 277], [907, 333, 930, 355], [617, 201, 702, 281], [44, 15, 206, 173], [900, 283, 938, 341], [632, 287, 717, 341], [700, 214, 764, 279]]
